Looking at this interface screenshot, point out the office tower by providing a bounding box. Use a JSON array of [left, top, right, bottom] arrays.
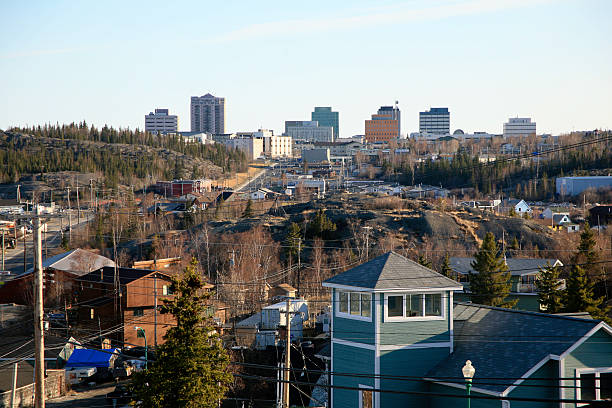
[[419, 107, 450, 135], [285, 121, 334, 143], [364, 103, 401, 143], [311, 107, 339, 140], [190, 93, 225, 134], [145, 108, 178, 134], [503, 117, 536, 138]]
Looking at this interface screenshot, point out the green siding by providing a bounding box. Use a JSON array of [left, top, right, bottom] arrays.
[[562, 328, 612, 407], [379, 291, 451, 346], [332, 343, 374, 408], [332, 288, 376, 346], [380, 347, 450, 407], [429, 383, 498, 408], [507, 359, 558, 408]]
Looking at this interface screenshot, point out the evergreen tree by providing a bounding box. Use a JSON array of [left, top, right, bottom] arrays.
[[131, 259, 232, 407], [242, 199, 254, 218], [307, 209, 337, 240], [510, 237, 520, 251], [564, 264, 610, 322], [417, 255, 432, 269], [574, 222, 600, 279], [440, 253, 454, 279], [284, 222, 302, 262], [536, 263, 564, 313], [469, 232, 516, 308]]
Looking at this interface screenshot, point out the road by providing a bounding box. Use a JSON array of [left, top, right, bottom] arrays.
[[46, 383, 118, 408], [236, 164, 275, 193], [1, 210, 94, 275]]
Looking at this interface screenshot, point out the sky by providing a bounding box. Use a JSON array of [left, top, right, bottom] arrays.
[[1, 0, 611, 137]]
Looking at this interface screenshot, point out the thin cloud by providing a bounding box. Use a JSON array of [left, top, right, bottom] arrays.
[[0, 46, 88, 60], [207, 0, 557, 43]]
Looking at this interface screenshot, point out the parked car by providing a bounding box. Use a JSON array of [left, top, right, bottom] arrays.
[[106, 384, 132, 406]]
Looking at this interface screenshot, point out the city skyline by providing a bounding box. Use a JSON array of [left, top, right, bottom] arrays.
[[1, 0, 611, 136]]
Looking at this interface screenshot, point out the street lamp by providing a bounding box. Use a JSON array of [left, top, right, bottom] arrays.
[[135, 326, 147, 369], [462, 360, 475, 408]]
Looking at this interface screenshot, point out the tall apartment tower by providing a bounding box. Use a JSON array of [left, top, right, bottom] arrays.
[[145, 108, 178, 134], [503, 117, 536, 138], [419, 107, 450, 135], [365, 103, 401, 143], [190, 93, 225, 134], [311, 107, 339, 140]]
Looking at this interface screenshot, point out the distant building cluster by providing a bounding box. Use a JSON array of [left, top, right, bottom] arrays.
[[144, 108, 178, 134]]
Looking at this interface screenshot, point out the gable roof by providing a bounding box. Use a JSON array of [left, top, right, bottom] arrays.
[[552, 213, 571, 225], [25, 249, 115, 276], [449, 257, 561, 276], [79, 266, 160, 285], [323, 252, 462, 291], [426, 302, 602, 394]]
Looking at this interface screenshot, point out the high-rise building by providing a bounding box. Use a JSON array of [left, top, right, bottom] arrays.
[[503, 117, 536, 138], [311, 107, 339, 139], [145, 108, 178, 134], [365, 104, 401, 143], [419, 107, 450, 135], [285, 120, 334, 143], [190, 93, 225, 134]]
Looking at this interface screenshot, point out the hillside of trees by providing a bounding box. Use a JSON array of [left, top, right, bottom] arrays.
[[1, 123, 249, 187], [395, 132, 612, 199]]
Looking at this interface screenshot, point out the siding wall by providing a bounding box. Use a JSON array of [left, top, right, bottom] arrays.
[[507, 359, 558, 408], [562, 328, 612, 407], [332, 343, 374, 408], [332, 288, 376, 346]]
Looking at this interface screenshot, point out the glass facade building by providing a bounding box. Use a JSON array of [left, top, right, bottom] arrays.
[[311, 107, 339, 140]]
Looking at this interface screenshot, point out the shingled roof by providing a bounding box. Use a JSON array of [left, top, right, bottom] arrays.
[[322, 252, 462, 291], [425, 303, 602, 394], [449, 257, 562, 277]]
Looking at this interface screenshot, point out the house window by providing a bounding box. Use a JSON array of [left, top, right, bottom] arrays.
[[90, 308, 94, 320], [162, 285, 174, 295], [337, 291, 372, 320], [359, 386, 373, 408], [385, 293, 444, 321], [577, 368, 612, 403], [133, 308, 144, 317]]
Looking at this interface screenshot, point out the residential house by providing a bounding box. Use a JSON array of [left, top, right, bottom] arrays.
[[461, 200, 501, 211], [321, 252, 612, 408], [589, 205, 612, 225], [541, 207, 570, 219], [250, 188, 278, 201], [74, 266, 185, 347], [268, 283, 297, 300], [450, 257, 564, 311], [504, 199, 532, 216], [235, 299, 308, 349], [551, 213, 572, 228], [0, 249, 115, 307]]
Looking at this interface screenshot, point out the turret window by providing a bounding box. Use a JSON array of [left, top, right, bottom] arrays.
[[337, 290, 372, 321], [384, 292, 445, 321]]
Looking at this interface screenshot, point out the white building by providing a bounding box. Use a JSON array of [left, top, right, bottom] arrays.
[[419, 107, 450, 135], [145, 109, 178, 134], [264, 135, 292, 158], [556, 176, 612, 196], [285, 121, 334, 143], [190, 93, 225, 134], [226, 137, 264, 161], [503, 117, 536, 138]]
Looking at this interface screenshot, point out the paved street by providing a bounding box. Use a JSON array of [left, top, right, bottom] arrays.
[[46, 383, 117, 408], [1, 210, 94, 275]]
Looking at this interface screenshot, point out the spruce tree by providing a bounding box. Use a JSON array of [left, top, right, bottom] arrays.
[[284, 222, 302, 264], [440, 253, 454, 279], [242, 198, 254, 218], [574, 222, 601, 279], [536, 262, 564, 313], [469, 232, 516, 307], [417, 255, 432, 269], [564, 264, 610, 322], [131, 259, 232, 407]]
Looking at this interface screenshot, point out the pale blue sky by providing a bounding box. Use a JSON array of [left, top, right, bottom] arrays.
[[1, 0, 610, 137]]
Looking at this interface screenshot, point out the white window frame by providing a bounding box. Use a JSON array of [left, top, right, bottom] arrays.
[[383, 292, 445, 322], [335, 290, 372, 322], [358, 384, 373, 408], [576, 367, 612, 405]]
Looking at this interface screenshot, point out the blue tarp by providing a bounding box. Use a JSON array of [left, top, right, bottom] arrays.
[[65, 348, 118, 368]]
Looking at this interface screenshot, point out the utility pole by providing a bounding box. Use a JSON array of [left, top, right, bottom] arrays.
[[33, 207, 45, 408], [76, 184, 81, 226], [154, 259, 158, 348], [363, 226, 372, 261], [297, 239, 301, 297], [67, 187, 72, 243], [1, 229, 5, 271], [23, 229, 27, 274], [10, 362, 18, 408], [283, 298, 291, 408]]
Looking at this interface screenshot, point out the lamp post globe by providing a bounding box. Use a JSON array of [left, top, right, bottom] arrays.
[[462, 360, 475, 408]]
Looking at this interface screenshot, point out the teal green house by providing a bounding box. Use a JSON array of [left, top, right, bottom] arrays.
[[450, 257, 564, 312], [322, 252, 612, 407]]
